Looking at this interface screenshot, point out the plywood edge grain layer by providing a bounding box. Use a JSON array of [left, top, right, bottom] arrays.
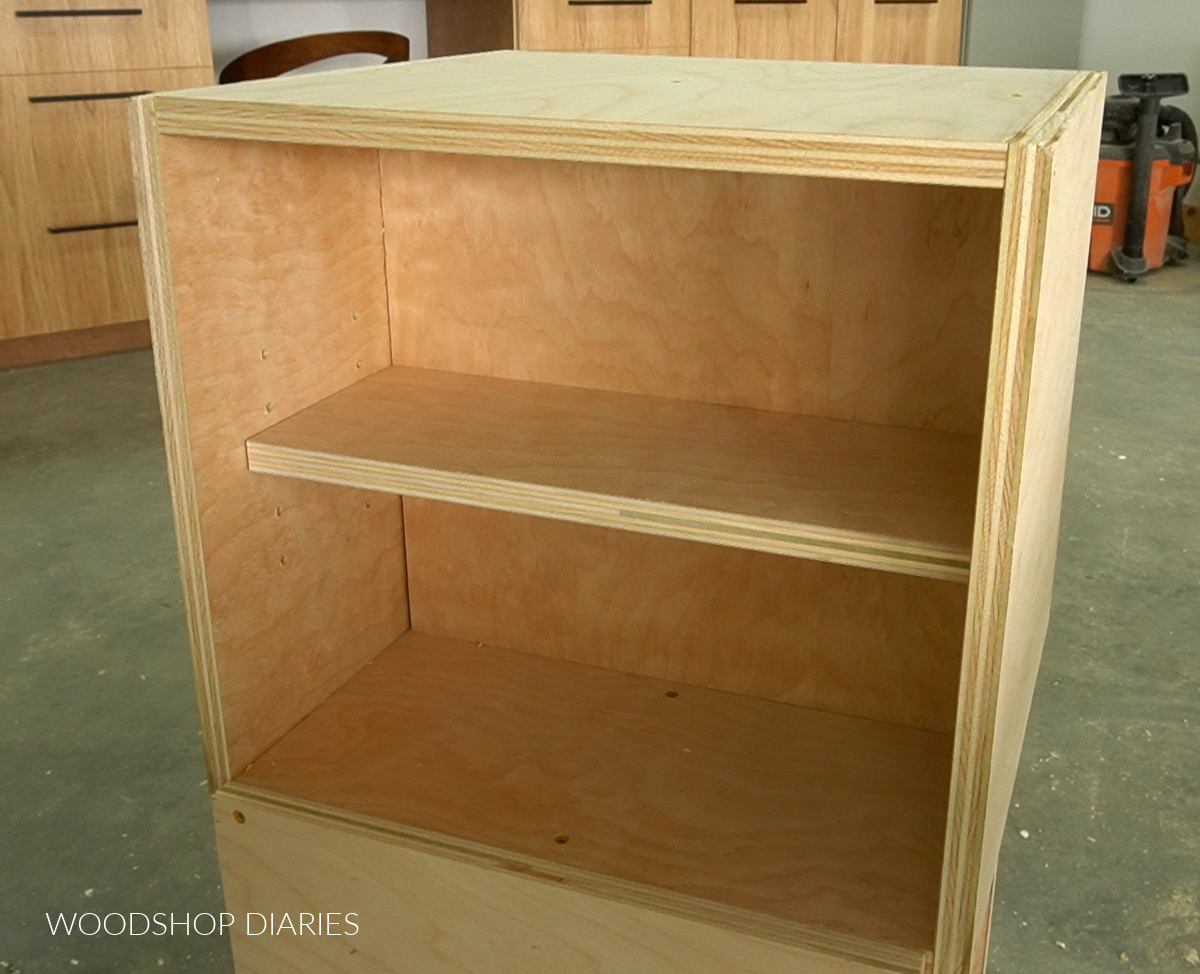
[[249, 446, 970, 581], [215, 789, 929, 974], [245, 366, 977, 581], [233, 631, 952, 958], [150, 100, 1008, 187], [128, 97, 231, 786]]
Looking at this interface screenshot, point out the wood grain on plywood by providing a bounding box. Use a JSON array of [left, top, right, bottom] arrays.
[[692, 0, 838, 61], [382, 152, 1001, 437], [0, 0, 212, 75], [835, 0, 964, 66], [518, 0, 690, 54], [236, 631, 953, 952], [150, 53, 1081, 187], [0, 68, 210, 341], [214, 791, 928, 974], [151, 133, 409, 778], [404, 500, 967, 732], [247, 365, 980, 580], [934, 74, 1105, 974]]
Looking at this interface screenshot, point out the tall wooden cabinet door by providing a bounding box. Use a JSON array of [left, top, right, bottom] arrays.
[[518, 0, 691, 55], [0, 67, 210, 340], [835, 0, 963, 65], [692, 0, 837, 60]]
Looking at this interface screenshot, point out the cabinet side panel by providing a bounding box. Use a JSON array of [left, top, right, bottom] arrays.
[[213, 792, 914, 974], [382, 152, 1000, 435], [966, 82, 1105, 973], [405, 500, 967, 733], [152, 135, 409, 778], [935, 75, 1104, 974]]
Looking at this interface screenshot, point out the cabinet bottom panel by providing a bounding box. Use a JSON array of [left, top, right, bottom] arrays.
[[213, 791, 928, 974]]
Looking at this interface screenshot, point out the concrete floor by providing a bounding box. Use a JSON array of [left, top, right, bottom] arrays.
[[0, 262, 1197, 973]]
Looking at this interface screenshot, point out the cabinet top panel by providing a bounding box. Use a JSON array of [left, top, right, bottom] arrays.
[[147, 51, 1101, 187]]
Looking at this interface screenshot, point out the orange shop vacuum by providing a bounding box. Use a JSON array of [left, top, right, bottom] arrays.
[[1091, 73, 1195, 281]]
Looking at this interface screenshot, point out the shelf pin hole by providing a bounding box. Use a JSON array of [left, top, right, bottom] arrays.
[[554, 834, 570, 845], [260, 348, 267, 360], [265, 402, 273, 414], [665, 690, 679, 698], [232, 810, 245, 824], [355, 359, 363, 370], [275, 506, 282, 517], [279, 555, 287, 565]]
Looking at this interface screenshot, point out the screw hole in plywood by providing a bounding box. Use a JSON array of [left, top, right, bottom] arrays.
[[232, 810, 245, 824], [554, 834, 570, 845], [665, 690, 679, 698]]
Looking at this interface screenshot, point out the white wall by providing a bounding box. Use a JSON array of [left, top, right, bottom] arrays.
[[965, 0, 1086, 70], [207, 0, 427, 78]]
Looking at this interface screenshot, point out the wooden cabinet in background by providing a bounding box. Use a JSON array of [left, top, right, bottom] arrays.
[[0, 1, 211, 368], [429, 0, 964, 65]]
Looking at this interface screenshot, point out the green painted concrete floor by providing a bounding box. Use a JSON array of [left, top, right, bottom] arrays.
[[1, 263, 1197, 973]]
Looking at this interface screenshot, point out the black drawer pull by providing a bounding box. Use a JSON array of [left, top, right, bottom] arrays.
[[16, 7, 142, 16], [29, 89, 149, 104], [49, 219, 138, 234], [567, 1, 652, 5]]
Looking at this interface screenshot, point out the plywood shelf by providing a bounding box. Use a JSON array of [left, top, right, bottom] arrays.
[[247, 365, 979, 581], [237, 630, 953, 955]]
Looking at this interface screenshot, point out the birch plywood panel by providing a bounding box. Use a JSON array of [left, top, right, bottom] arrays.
[[404, 500, 968, 732], [692, 0, 838, 61], [518, 0, 691, 55], [835, 0, 964, 66], [235, 633, 953, 951], [246, 365, 981, 579], [383, 152, 1002, 435], [934, 75, 1106, 974], [214, 791, 925, 974], [153, 53, 1081, 187], [146, 133, 408, 779]]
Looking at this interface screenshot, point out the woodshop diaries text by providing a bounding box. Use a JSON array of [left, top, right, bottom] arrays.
[[45, 912, 359, 936]]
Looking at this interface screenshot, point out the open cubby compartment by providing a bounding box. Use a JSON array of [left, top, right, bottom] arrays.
[[152, 131, 1000, 965]]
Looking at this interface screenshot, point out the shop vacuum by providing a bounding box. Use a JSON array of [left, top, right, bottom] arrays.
[[1090, 73, 1196, 281]]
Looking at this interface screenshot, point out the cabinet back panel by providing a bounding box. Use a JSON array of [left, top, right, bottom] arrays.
[[404, 499, 966, 733], [382, 151, 1002, 435], [155, 137, 409, 777]]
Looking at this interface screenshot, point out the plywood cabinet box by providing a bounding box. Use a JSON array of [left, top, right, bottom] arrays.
[[132, 52, 1103, 974]]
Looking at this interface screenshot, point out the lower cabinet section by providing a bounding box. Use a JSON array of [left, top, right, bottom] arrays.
[[213, 791, 927, 974], [0, 66, 211, 344]]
